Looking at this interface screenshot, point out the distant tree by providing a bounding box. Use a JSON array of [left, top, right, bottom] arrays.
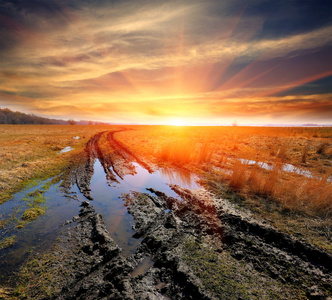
[[68, 119, 76, 125], [232, 120, 238, 126], [0, 107, 102, 125], [0, 107, 68, 125]]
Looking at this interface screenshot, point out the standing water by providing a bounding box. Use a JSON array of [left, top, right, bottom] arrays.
[[0, 146, 200, 281], [68, 160, 199, 255]]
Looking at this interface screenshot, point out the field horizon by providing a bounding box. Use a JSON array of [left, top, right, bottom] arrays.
[[0, 124, 331, 299]]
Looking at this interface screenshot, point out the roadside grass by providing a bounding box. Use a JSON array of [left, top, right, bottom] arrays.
[[227, 161, 332, 217], [117, 126, 332, 216], [182, 237, 304, 299], [10, 243, 71, 300], [159, 137, 214, 166], [117, 126, 332, 175], [204, 172, 332, 252], [116, 126, 332, 250], [0, 125, 123, 205]]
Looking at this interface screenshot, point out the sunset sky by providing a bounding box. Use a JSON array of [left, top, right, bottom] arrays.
[[0, 0, 331, 125]]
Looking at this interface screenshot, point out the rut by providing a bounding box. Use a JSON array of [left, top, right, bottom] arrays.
[[55, 131, 331, 299]]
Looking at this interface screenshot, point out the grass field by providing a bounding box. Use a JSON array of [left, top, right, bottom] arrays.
[[117, 126, 332, 214], [117, 126, 332, 251], [0, 125, 331, 251], [0, 125, 125, 204], [0, 124, 331, 299]]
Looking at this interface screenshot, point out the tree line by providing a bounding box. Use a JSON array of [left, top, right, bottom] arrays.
[[0, 108, 109, 125]]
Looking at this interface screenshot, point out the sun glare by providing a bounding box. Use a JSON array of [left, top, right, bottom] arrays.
[[170, 119, 185, 126]]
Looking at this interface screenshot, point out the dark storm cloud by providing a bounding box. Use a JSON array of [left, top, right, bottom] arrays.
[[242, 0, 332, 38]]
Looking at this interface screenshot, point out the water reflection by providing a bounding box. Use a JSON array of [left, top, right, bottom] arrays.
[[131, 256, 154, 278], [0, 182, 79, 283], [239, 158, 330, 181], [1, 131, 201, 280], [76, 160, 199, 256], [159, 167, 198, 189]]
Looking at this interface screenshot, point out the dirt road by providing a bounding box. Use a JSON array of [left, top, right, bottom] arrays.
[[13, 131, 332, 299]]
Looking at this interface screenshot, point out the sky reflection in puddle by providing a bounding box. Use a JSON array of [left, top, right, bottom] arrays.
[[68, 160, 200, 256], [0, 158, 200, 279]]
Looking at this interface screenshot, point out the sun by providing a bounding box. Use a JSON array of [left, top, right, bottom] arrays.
[[170, 118, 185, 126]]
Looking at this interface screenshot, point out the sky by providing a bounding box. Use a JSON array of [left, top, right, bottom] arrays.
[[0, 0, 331, 125]]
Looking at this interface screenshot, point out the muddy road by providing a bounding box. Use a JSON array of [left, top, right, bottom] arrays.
[[3, 130, 332, 299]]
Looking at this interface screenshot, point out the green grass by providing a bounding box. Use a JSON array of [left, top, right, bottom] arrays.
[[182, 237, 303, 299], [0, 181, 52, 244], [21, 207, 46, 222], [12, 244, 71, 300], [0, 235, 16, 250]]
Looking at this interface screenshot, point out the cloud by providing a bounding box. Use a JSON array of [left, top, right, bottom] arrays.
[[204, 94, 332, 121], [0, 0, 331, 124]]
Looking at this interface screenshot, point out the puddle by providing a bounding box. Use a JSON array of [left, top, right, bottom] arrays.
[[69, 161, 199, 256], [131, 256, 154, 278], [59, 146, 74, 153], [0, 181, 80, 282], [0, 144, 200, 280], [238, 158, 330, 181]]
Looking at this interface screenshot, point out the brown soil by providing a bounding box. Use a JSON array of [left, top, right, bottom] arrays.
[[4, 130, 331, 299]]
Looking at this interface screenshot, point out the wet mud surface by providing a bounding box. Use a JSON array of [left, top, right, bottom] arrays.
[[50, 188, 332, 299], [62, 130, 155, 200], [6, 131, 332, 299]]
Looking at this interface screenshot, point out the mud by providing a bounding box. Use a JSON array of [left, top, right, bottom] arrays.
[[61, 130, 154, 200], [50, 196, 214, 299], [49, 184, 332, 299], [170, 187, 332, 290], [14, 131, 332, 299]]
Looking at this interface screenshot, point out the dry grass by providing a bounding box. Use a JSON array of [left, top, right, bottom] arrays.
[[229, 161, 247, 191], [158, 138, 214, 167], [117, 126, 332, 217], [0, 124, 331, 246], [117, 125, 332, 173], [2, 124, 329, 216], [0, 124, 124, 204], [228, 161, 332, 216]]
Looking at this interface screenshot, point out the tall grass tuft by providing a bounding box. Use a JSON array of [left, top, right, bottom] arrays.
[[317, 142, 328, 156], [197, 143, 213, 163], [263, 161, 281, 196], [301, 145, 309, 164], [230, 160, 332, 216], [159, 139, 194, 165], [276, 146, 288, 161], [229, 161, 247, 191], [159, 139, 214, 166], [277, 173, 332, 216], [247, 164, 265, 195], [246, 161, 280, 197]]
